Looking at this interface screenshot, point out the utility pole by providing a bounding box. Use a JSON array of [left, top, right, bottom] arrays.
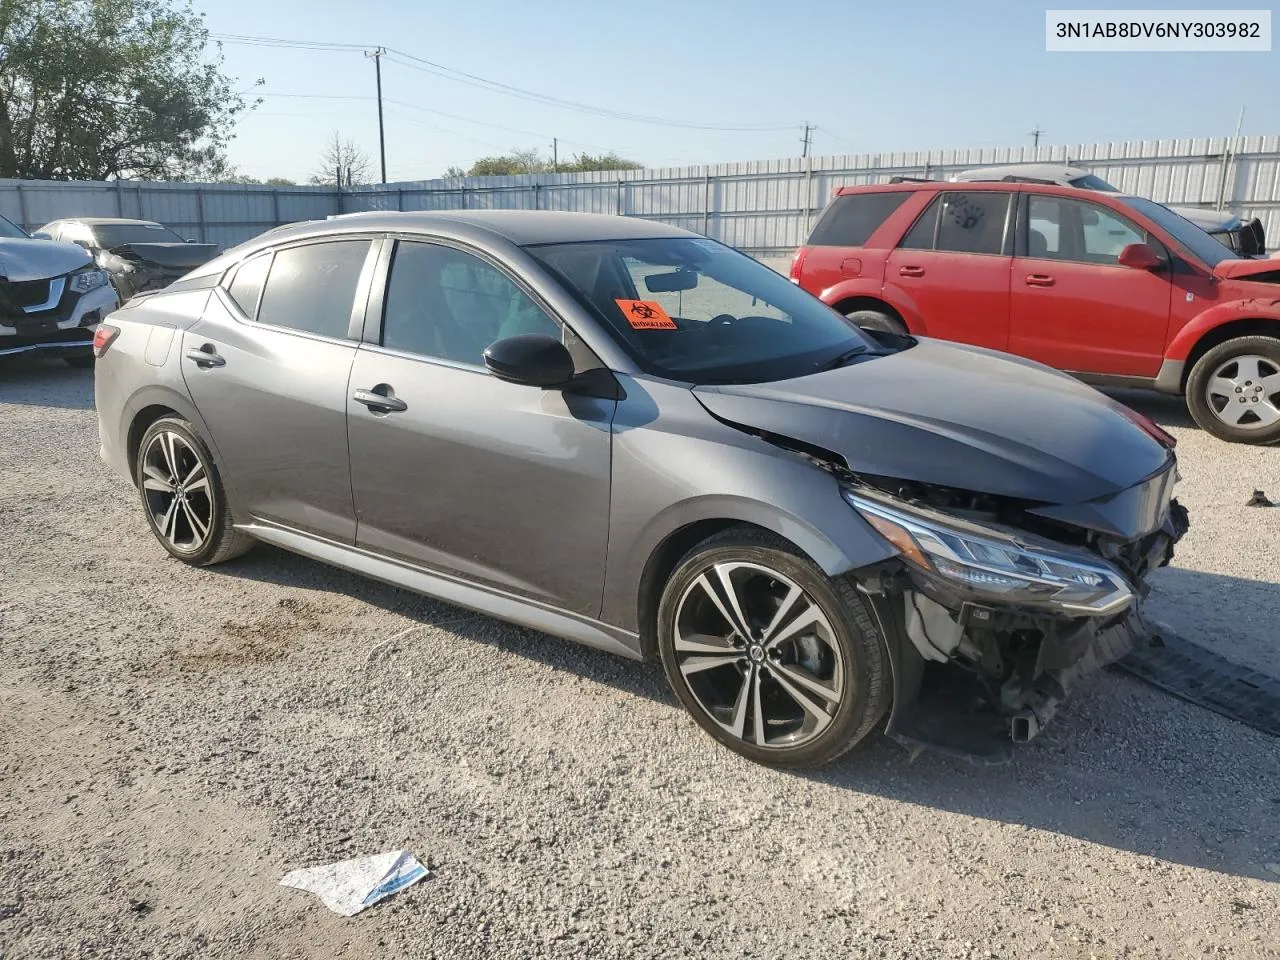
[[366, 47, 387, 183], [801, 124, 813, 158], [1029, 126, 1044, 150], [552, 138, 558, 173]]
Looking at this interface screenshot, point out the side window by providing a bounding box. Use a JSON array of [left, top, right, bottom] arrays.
[[225, 253, 272, 319], [1026, 196, 1149, 265], [899, 195, 941, 249], [382, 241, 560, 365], [255, 240, 371, 339], [807, 192, 910, 246], [933, 192, 1011, 255]]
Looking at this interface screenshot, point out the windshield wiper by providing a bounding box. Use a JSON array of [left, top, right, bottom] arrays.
[[815, 345, 869, 373]]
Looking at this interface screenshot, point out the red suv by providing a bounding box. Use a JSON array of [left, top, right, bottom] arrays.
[[790, 181, 1280, 444]]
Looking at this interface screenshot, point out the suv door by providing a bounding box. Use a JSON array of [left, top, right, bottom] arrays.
[[346, 238, 615, 616], [1008, 193, 1172, 376], [883, 190, 1014, 350], [181, 237, 377, 542]]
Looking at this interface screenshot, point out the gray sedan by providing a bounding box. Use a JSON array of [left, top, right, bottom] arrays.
[[93, 211, 1188, 767]]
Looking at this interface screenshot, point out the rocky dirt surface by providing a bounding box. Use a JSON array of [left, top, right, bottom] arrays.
[[1, 359, 1277, 960]]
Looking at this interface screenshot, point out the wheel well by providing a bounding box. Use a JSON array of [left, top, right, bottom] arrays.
[[636, 519, 791, 661], [1182, 318, 1280, 389], [830, 296, 905, 325], [126, 405, 179, 479]]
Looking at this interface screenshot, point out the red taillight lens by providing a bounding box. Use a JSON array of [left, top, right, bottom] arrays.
[[789, 247, 809, 284], [92, 324, 121, 358], [1120, 403, 1176, 449]]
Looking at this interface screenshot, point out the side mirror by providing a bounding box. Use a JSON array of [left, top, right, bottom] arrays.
[[1117, 242, 1163, 271], [186, 238, 198, 243], [31, 230, 52, 240], [484, 334, 574, 388]]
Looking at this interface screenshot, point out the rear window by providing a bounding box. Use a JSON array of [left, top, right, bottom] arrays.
[[807, 192, 910, 247]]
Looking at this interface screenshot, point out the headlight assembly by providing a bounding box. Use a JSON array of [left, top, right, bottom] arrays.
[[844, 490, 1133, 616], [69, 268, 110, 294]]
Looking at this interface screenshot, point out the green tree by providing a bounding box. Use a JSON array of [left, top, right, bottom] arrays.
[[441, 165, 466, 179], [562, 152, 641, 173], [0, 0, 255, 180], [467, 147, 547, 177], [263, 176, 294, 186]]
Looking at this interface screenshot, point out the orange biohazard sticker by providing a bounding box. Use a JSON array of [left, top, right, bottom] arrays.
[[615, 299, 677, 330]]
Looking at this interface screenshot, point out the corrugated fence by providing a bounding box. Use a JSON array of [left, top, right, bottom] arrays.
[[2, 136, 1277, 260]]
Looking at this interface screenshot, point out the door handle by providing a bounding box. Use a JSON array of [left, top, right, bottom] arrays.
[[899, 265, 925, 278], [1025, 274, 1056, 287], [352, 385, 407, 414], [185, 345, 225, 368]]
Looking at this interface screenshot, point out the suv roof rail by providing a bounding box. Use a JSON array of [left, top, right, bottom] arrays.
[[962, 175, 1059, 185], [888, 176, 937, 184]]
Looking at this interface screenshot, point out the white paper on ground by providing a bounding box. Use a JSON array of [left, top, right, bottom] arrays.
[[280, 849, 430, 916]]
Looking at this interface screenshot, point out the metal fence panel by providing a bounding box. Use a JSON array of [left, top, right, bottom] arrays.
[[2, 135, 1279, 258]]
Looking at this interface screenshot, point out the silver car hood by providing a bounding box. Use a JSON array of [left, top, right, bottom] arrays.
[[1168, 205, 1239, 232], [692, 339, 1172, 508], [0, 237, 92, 282]]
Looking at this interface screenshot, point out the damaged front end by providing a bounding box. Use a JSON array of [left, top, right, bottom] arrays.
[[843, 469, 1189, 763]]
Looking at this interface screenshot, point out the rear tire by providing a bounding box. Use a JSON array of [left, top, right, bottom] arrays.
[[657, 527, 890, 769], [1185, 336, 1280, 444], [64, 355, 94, 369], [135, 416, 254, 565], [844, 308, 907, 336]]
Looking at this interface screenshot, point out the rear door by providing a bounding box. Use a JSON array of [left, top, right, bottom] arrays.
[[346, 238, 615, 616], [882, 189, 1014, 350], [1008, 194, 1172, 375], [181, 237, 377, 543]]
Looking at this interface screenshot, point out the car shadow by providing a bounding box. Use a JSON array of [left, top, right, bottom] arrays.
[[1103, 387, 1197, 430], [0, 356, 95, 409], [211, 543, 1280, 884]]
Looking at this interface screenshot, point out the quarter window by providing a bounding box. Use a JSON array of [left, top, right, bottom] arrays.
[[226, 253, 272, 319], [255, 240, 371, 339], [807, 192, 911, 247], [381, 241, 560, 365]]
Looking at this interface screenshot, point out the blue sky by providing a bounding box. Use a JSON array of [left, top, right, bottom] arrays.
[[202, 0, 1279, 183]]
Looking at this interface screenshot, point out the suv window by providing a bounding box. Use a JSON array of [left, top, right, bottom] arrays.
[[1026, 196, 1149, 265], [898, 191, 1012, 255], [382, 241, 560, 365], [807, 192, 910, 246], [256, 240, 371, 339], [226, 253, 272, 319]]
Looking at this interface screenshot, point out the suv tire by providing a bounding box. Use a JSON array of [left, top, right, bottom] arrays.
[[844, 308, 907, 336], [1185, 336, 1280, 444]]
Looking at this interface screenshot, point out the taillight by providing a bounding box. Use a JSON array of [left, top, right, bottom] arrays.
[[1120, 403, 1176, 449], [789, 247, 809, 284], [92, 324, 121, 358]]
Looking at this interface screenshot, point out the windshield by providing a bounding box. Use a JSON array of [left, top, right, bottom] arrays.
[[0, 213, 29, 239], [1068, 174, 1120, 192], [1116, 195, 1238, 267], [528, 237, 879, 383], [95, 222, 185, 247]]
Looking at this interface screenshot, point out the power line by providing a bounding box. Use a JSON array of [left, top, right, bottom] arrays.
[[212, 31, 801, 133]]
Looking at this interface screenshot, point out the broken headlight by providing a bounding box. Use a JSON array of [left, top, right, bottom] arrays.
[[69, 267, 110, 293], [844, 490, 1133, 615]]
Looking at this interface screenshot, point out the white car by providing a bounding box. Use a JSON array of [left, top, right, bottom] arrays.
[[0, 213, 119, 367], [950, 164, 1265, 256]]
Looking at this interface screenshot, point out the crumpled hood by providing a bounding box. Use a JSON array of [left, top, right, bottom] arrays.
[[693, 338, 1171, 506], [0, 237, 92, 282], [109, 242, 219, 270]]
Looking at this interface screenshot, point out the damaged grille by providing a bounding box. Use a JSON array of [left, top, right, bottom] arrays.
[[0, 277, 53, 312]]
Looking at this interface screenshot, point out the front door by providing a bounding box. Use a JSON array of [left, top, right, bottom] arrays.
[[181, 238, 375, 542], [883, 189, 1014, 351], [347, 239, 615, 616], [1008, 194, 1172, 376]]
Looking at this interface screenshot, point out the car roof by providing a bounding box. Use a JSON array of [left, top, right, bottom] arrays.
[[282, 210, 698, 246]]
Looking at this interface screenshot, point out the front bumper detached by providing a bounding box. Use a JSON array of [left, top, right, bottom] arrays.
[[858, 500, 1190, 763], [0, 283, 119, 358]]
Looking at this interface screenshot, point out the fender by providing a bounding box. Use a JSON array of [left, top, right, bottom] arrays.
[[820, 277, 927, 334], [1165, 298, 1280, 361]]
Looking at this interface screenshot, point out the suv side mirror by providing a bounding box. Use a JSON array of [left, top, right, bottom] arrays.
[[30, 230, 52, 240], [484, 334, 575, 388], [1117, 243, 1163, 271]]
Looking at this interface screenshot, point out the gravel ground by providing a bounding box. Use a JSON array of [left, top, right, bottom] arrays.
[[1, 357, 1277, 960]]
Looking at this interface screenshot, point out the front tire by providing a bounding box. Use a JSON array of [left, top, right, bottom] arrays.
[[1185, 336, 1280, 444], [135, 416, 254, 565], [657, 528, 890, 768]]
